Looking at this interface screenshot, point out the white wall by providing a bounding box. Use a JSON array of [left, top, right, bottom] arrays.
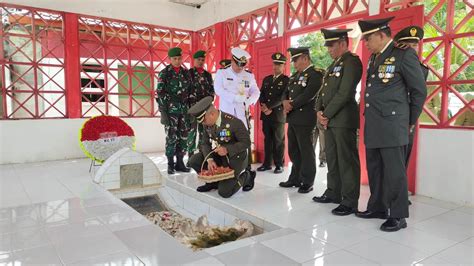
[[0, 0, 196, 30], [0, 118, 165, 164], [193, 0, 278, 30], [417, 128, 474, 205], [1, 0, 277, 31]]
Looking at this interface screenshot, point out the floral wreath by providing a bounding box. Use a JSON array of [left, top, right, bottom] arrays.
[[79, 115, 135, 163]]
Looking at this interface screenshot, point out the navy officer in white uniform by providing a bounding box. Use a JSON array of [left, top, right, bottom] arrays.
[[214, 47, 260, 129], [214, 47, 260, 190]]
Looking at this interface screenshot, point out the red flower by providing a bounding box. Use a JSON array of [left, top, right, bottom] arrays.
[[81, 116, 134, 141]]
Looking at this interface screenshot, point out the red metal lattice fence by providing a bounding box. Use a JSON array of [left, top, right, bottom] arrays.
[[76, 15, 193, 117], [0, 5, 66, 119], [1, 1, 472, 129]]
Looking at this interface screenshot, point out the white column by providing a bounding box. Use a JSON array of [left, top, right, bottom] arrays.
[[368, 0, 382, 16], [278, 0, 285, 37]]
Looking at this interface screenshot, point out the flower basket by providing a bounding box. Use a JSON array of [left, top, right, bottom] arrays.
[[198, 151, 235, 182]]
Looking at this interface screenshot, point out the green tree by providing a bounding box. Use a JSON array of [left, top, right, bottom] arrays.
[[423, 0, 474, 92], [296, 32, 333, 70]]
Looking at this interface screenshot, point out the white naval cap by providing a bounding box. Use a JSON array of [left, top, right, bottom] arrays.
[[231, 47, 251, 64]]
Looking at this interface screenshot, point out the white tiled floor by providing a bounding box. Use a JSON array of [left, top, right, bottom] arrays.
[[0, 153, 472, 265]]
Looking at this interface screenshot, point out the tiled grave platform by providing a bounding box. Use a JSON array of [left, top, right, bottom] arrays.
[[0, 153, 472, 265]]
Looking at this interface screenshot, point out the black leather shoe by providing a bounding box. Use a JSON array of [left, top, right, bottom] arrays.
[[332, 205, 356, 216], [242, 170, 256, 192], [298, 185, 313, 193], [380, 218, 407, 232], [257, 165, 272, 172], [319, 161, 326, 167], [355, 210, 388, 219], [197, 182, 218, 192], [279, 180, 301, 188], [312, 195, 340, 204], [274, 166, 283, 174]]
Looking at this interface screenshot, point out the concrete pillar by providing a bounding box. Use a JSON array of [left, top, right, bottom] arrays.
[[369, 0, 382, 16], [278, 0, 285, 37]]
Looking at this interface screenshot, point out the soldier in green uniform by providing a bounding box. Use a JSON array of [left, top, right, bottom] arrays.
[[356, 17, 427, 232], [394, 26, 428, 166], [219, 59, 232, 69], [279, 47, 324, 194], [187, 50, 215, 157], [187, 96, 253, 198], [156, 47, 192, 175], [312, 28, 363, 216], [257, 52, 289, 174]]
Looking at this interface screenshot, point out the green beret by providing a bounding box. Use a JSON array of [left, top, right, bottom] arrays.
[[187, 96, 214, 123], [193, 50, 206, 59], [168, 47, 182, 57]]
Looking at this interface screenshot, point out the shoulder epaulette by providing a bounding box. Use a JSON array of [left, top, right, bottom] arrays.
[[224, 114, 234, 120], [245, 69, 252, 73], [314, 67, 326, 74], [223, 65, 230, 69], [395, 43, 409, 50], [421, 62, 429, 68]]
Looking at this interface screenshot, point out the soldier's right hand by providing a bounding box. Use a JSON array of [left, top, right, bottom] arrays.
[[160, 112, 170, 125], [207, 159, 218, 172]]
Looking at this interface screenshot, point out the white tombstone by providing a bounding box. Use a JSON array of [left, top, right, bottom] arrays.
[[93, 148, 162, 192]]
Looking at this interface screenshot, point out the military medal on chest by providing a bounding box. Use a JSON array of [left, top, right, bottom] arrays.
[[332, 65, 342, 77], [378, 64, 396, 83], [218, 128, 231, 142], [300, 73, 308, 87]]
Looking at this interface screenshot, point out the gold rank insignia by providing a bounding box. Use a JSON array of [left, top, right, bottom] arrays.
[[276, 54, 281, 59], [410, 28, 417, 37], [382, 79, 389, 83], [390, 57, 395, 62]]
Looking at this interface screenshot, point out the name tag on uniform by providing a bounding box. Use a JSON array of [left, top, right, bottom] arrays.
[[227, 78, 233, 81]]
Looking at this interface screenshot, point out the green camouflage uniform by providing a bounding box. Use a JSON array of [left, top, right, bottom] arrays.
[[187, 67, 215, 154], [156, 65, 193, 157]]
